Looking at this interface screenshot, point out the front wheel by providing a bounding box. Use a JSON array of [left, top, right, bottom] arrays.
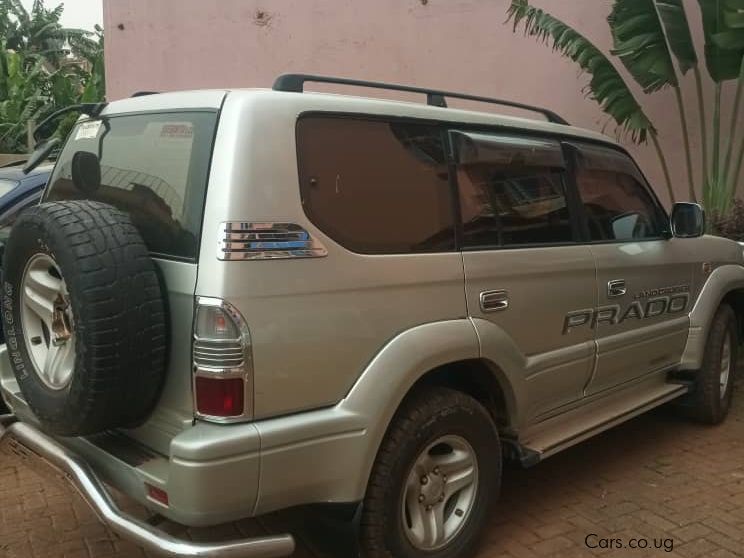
[[360, 387, 500, 558], [690, 304, 738, 424]]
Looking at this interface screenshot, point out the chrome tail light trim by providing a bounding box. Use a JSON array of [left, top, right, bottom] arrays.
[[192, 296, 254, 423]]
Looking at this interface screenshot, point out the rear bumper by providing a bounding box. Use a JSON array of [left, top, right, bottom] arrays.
[[0, 415, 295, 558]]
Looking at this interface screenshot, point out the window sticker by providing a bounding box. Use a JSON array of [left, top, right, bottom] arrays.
[[160, 123, 193, 139], [75, 120, 102, 140]]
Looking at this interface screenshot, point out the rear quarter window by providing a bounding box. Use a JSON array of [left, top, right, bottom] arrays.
[[296, 116, 455, 254], [45, 111, 218, 261]]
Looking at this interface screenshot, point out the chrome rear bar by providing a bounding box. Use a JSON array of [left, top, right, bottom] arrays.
[[0, 416, 295, 558]]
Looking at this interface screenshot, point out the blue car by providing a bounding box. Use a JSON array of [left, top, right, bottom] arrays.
[[0, 161, 53, 244]]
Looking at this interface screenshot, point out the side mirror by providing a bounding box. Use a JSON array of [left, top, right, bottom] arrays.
[[671, 202, 705, 238]]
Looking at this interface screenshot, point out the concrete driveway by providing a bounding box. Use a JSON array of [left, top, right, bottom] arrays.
[[1, 385, 743, 558]]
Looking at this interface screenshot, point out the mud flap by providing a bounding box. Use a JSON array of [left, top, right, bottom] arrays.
[[294, 502, 362, 557]]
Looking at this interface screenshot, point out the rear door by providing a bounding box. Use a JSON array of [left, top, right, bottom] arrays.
[[452, 131, 596, 422], [43, 110, 221, 453], [568, 143, 694, 395]]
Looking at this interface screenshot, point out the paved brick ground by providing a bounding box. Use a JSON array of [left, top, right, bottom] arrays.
[[2, 384, 743, 558]]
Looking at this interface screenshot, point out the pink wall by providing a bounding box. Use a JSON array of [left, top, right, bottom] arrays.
[[103, 0, 741, 206]]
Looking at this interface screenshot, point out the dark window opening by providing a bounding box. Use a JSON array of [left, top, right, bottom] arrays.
[[571, 143, 665, 241], [45, 112, 218, 261], [296, 116, 455, 254], [454, 132, 573, 248]]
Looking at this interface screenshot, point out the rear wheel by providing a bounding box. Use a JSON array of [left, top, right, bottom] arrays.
[[360, 387, 500, 558]]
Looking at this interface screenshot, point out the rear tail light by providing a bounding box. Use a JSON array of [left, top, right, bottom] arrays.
[[192, 297, 253, 422], [195, 377, 244, 417]]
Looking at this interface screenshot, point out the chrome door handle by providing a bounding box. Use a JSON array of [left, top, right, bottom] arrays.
[[607, 279, 626, 298], [480, 290, 509, 312]]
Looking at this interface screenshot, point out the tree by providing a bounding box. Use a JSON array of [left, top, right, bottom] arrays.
[[507, 0, 744, 218], [0, 46, 48, 153], [0, 0, 105, 154]]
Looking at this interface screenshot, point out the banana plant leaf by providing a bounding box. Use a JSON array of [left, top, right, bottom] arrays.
[[609, 0, 679, 92], [698, 0, 744, 82], [712, 0, 744, 50], [508, 0, 654, 143], [655, 0, 698, 73]]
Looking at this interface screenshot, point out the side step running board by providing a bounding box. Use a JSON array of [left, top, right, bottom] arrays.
[[518, 381, 689, 464]]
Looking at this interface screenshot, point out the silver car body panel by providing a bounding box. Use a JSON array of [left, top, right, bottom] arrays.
[[585, 238, 695, 395], [124, 259, 198, 455], [463, 245, 597, 426], [680, 263, 744, 370]]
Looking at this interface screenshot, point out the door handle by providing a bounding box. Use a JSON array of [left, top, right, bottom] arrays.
[[607, 279, 626, 298], [480, 290, 509, 312]]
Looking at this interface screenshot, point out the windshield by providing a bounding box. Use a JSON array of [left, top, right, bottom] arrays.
[[45, 111, 218, 261]]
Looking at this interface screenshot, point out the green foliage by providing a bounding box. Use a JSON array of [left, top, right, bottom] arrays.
[[0, 0, 105, 154], [698, 0, 744, 82], [609, 0, 699, 201], [711, 198, 744, 240], [507, 0, 744, 220], [507, 0, 654, 144], [655, 0, 698, 73], [0, 47, 45, 152], [609, 0, 679, 92]]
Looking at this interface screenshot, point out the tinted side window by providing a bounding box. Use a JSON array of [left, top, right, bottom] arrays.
[[296, 117, 454, 254], [454, 132, 573, 247], [572, 144, 665, 241], [46, 112, 218, 261]]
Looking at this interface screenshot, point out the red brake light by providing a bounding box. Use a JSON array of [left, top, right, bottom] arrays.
[[195, 377, 244, 417]]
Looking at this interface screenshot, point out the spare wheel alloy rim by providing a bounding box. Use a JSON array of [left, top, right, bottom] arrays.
[[20, 253, 76, 390]]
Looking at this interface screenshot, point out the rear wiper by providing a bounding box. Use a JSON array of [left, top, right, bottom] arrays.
[[23, 103, 107, 175], [33, 102, 108, 144]]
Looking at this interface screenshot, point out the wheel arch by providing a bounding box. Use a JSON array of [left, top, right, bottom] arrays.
[[721, 289, 744, 344], [400, 358, 517, 433], [341, 319, 521, 502], [680, 264, 744, 370]]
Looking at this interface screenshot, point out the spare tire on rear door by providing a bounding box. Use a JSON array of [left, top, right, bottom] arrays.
[[1, 201, 167, 436]]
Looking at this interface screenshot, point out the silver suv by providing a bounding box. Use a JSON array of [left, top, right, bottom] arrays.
[[0, 75, 741, 558]]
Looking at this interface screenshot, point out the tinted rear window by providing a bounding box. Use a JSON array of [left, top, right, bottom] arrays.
[[45, 112, 218, 261], [296, 116, 455, 254]]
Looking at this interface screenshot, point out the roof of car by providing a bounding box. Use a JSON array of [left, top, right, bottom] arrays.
[[98, 88, 619, 148]]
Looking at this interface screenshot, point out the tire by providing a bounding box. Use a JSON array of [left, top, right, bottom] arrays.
[[689, 304, 737, 424], [1, 201, 166, 436], [360, 387, 500, 558]]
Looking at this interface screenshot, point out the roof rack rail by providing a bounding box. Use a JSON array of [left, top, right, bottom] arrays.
[[272, 74, 569, 125], [132, 91, 159, 97]]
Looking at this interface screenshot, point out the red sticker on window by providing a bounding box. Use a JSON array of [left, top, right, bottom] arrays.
[[160, 124, 193, 138]]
